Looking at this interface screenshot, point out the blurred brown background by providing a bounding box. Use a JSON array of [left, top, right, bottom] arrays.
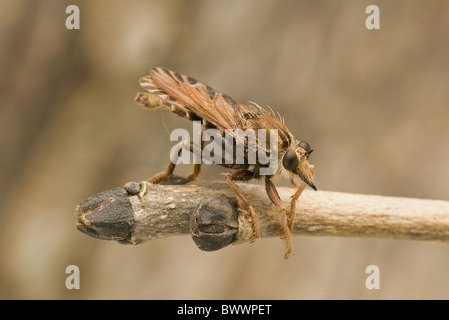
[[1, 0, 449, 299]]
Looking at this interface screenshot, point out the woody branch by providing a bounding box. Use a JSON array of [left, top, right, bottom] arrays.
[[75, 178, 449, 250]]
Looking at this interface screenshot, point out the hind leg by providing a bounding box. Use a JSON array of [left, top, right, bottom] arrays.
[[148, 161, 176, 184], [138, 161, 176, 198], [149, 137, 202, 184]]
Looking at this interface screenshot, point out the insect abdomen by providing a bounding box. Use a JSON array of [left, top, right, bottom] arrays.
[[135, 92, 203, 122]]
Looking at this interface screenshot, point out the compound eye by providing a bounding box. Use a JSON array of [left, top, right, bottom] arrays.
[[283, 150, 299, 172], [299, 141, 313, 157]]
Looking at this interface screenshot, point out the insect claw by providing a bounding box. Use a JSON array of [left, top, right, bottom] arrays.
[[138, 181, 149, 199], [283, 248, 293, 259]]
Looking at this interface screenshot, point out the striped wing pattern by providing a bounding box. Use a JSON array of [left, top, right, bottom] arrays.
[[139, 67, 256, 132]]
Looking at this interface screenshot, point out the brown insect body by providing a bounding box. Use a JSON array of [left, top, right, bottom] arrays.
[[136, 67, 316, 258]]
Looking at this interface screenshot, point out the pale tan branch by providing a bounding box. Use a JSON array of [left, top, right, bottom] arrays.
[[75, 179, 449, 249]]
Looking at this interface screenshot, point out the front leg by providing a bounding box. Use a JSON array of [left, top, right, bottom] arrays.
[[265, 177, 293, 259], [289, 180, 307, 234]]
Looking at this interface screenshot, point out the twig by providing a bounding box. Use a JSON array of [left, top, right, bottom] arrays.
[[75, 178, 449, 251]]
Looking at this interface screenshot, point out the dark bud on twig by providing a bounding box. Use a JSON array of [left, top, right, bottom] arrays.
[[75, 188, 134, 244], [124, 182, 141, 196], [190, 193, 240, 251]]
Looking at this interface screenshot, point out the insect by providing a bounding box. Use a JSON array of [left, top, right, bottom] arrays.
[[135, 67, 316, 258]]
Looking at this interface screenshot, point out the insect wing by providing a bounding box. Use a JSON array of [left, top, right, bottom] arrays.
[[140, 67, 260, 133]]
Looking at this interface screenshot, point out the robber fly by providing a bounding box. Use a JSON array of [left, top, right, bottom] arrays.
[[135, 67, 316, 258]]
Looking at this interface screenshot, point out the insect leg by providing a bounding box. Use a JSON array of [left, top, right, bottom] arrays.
[[289, 181, 307, 234], [185, 139, 201, 180], [265, 177, 293, 259], [186, 125, 205, 180], [148, 140, 186, 184], [224, 170, 260, 242], [186, 164, 201, 180], [148, 161, 176, 184]]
